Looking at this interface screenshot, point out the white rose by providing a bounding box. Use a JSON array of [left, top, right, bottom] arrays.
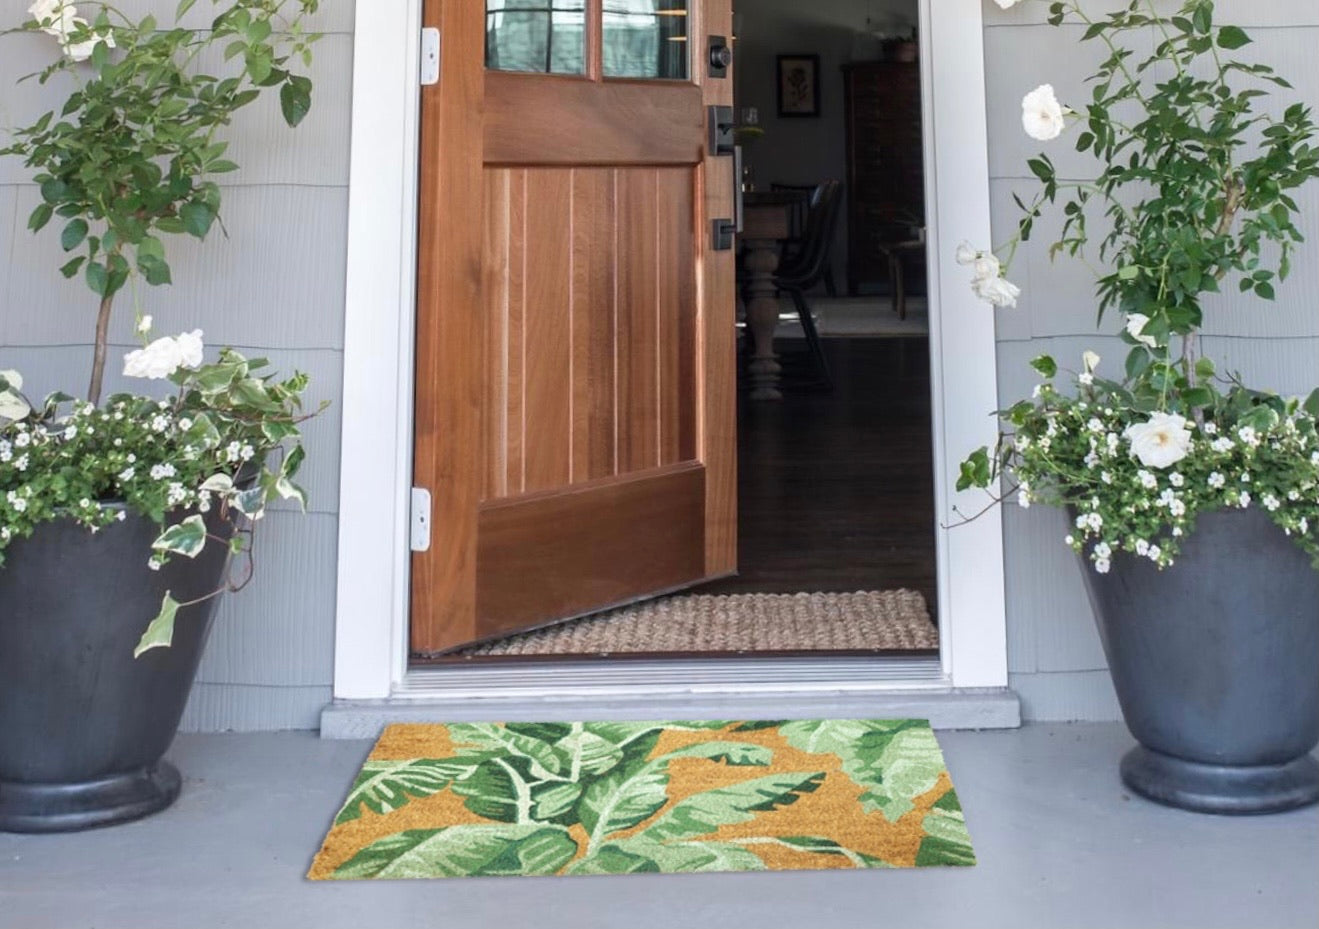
[[972, 273, 1022, 308], [1124, 412, 1193, 470], [1125, 313, 1159, 349], [174, 329, 205, 369], [993, 0, 1024, 8], [971, 252, 1001, 282], [123, 336, 184, 380], [1022, 84, 1066, 141], [955, 241, 979, 265], [29, 0, 77, 37], [63, 28, 114, 63], [136, 315, 153, 335]]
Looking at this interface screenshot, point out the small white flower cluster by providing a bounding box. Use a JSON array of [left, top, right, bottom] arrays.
[[28, 0, 115, 62], [1005, 383, 1319, 573]]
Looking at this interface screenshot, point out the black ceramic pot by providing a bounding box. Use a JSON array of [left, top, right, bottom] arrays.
[[0, 507, 231, 832], [1079, 506, 1319, 814]]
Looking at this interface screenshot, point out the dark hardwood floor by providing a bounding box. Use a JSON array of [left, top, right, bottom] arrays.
[[698, 336, 939, 619]]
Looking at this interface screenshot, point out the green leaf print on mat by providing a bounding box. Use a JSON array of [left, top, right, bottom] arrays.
[[317, 719, 975, 878]]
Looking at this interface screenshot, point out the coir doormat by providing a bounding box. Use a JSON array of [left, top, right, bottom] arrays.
[[308, 719, 974, 879]]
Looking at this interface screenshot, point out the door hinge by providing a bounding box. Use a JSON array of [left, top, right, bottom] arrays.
[[410, 487, 432, 552], [420, 27, 440, 86]]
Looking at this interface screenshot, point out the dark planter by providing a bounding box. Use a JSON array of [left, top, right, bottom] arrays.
[[1079, 506, 1319, 814], [0, 507, 231, 833]]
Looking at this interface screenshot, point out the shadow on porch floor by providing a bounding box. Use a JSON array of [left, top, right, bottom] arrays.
[[0, 722, 1314, 929]]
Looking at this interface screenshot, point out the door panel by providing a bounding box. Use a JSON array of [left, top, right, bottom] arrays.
[[413, 0, 735, 655], [480, 166, 698, 500], [484, 73, 704, 165], [476, 463, 705, 637]]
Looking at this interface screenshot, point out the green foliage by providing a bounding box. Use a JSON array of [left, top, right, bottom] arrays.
[[323, 720, 975, 878], [2, 1, 321, 304], [0, 347, 325, 647], [1028, 1, 1319, 341], [1, 3, 325, 651], [967, 374, 1319, 570], [965, 0, 1319, 569]]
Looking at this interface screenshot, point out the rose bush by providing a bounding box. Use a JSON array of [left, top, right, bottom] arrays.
[[1, 1, 324, 653], [959, 0, 1319, 571]]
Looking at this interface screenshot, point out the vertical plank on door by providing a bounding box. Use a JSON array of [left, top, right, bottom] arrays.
[[571, 168, 618, 483], [505, 169, 528, 495], [522, 169, 574, 493], [657, 167, 696, 465], [616, 169, 660, 474], [411, 0, 485, 650], [482, 168, 511, 501]]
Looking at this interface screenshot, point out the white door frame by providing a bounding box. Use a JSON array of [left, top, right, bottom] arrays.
[[331, 0, 1008, 705]]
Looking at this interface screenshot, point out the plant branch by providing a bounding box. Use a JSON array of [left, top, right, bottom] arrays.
[[88, 288, 116, 406]]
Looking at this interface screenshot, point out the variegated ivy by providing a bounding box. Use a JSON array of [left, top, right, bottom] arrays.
[[0, 330, 323, 656], [959, 0, 1319, 571]]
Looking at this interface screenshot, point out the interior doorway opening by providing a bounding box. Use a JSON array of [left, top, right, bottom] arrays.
[[413, 0, 938, 664]]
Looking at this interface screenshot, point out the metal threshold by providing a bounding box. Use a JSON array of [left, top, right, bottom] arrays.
[[320, 656, 1021, 737]]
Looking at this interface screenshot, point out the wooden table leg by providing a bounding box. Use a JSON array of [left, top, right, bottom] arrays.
[[742, 236, 782, 401]]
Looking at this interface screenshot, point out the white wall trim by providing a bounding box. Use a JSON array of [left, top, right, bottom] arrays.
[[923, 0, 1010, 688], [332, 0, 1008, 702]]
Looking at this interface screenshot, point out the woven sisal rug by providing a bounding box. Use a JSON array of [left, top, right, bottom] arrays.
[[309, 719, 974, 879], [458, 590, 938, 657]]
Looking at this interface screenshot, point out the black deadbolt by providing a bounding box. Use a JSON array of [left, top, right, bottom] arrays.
[[708, 35, 732, 78]]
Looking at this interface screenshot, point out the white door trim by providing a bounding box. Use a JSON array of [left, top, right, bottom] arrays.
[[332, 0, 1008, 703]]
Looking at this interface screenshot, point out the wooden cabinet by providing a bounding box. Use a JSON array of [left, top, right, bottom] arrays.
[[841, 61, 925, 296]]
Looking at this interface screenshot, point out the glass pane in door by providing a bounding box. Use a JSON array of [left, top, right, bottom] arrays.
[[603, 0, 689, 80], [487, 0, 587, 75]]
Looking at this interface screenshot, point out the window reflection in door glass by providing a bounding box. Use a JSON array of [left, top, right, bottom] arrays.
[[603, 1, 689, 80], [486, 0, 587, 75]]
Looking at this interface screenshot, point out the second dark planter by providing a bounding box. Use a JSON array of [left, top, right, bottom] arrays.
[[1079, 505, 1319, 814], [0, 507, 231, 833]]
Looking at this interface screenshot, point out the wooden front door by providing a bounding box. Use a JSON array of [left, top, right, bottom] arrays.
[[411, 0, 737, 655]]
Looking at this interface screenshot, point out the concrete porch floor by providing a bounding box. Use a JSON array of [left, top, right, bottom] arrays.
[[1, 723, 1315, 929]]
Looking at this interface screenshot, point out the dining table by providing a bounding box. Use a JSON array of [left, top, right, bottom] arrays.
[[738, 189, 804, 401]]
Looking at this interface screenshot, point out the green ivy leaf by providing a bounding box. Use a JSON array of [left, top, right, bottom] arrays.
[[152, 514, 209, 559], [134, 593, 181, 658], [1304, 389, 1319, 418]]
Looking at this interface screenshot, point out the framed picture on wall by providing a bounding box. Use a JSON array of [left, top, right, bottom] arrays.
[[776, 54, 821, 117]]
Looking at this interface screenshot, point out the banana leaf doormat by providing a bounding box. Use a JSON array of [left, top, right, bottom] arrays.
[[308, 719, 975, 880]]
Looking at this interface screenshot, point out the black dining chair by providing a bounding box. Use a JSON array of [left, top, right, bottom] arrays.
[[770, 181, 838, 297], [773, 179, 843, 389]]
